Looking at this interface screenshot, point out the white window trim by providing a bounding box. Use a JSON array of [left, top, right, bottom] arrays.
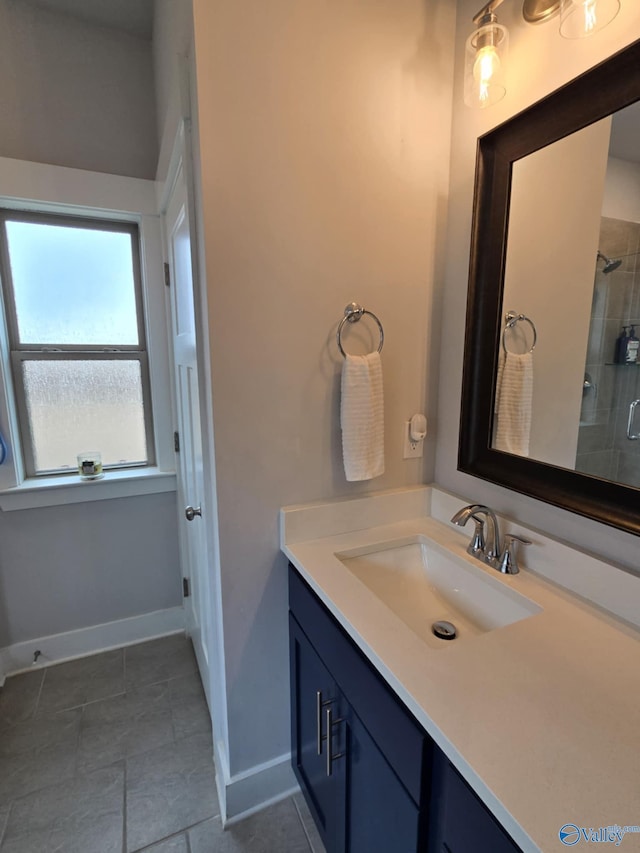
[[0, 156, 176, 510]]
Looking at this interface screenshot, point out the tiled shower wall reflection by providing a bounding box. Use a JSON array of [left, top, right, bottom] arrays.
[[577, 217, 640, 486]]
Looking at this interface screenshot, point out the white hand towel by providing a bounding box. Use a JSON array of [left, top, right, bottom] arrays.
[[341, 352, 384, 481], [494, 351, 533, 457]]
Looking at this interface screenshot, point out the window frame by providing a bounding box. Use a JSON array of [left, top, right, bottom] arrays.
[[0, 156, 177, 510], [0, 209, 156, 477]]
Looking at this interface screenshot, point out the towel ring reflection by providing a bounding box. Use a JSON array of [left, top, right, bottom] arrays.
[[502, 311, 537, 354], [337, 302, 384, 358]]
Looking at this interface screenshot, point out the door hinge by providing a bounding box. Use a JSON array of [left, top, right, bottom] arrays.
[[183, 577, 190, 598], [164, 262, 171, 287], [174, 431, 180, 452]]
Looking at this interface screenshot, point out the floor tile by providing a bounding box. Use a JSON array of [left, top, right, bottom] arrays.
[[0, 709, 81, 806], [136, 834, 188, 852], [125, 635, 197, 689], [293, 792, 326, 853], [169, 673, 211, 740], [1, 763, 124, 853], [0, 803, 10, 847], [125, 731, 218, 851], [37, 649, 125, 713], [0, 671, 44, 727], [189, 799, 312, 853], [78, 681, 174, 772], [0, 707, 80, 758]]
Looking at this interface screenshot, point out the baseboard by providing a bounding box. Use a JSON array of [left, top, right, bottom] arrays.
[[0, 606, 185, 684], [220, 751, 297, 825]]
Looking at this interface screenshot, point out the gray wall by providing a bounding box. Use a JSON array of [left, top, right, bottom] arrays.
[[0, 3, 181, 650], [0, 0, 157, 179], [436, 1, 640, 572], [0, 493, 180, 647], [192, 0, 456, 777]]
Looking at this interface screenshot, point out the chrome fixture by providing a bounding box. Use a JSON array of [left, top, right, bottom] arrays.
[[502, 310, 538, 354], [451, 504, 531, 574], [627, 400, 640, 441], [451, 504, 502, 563], [597, 250, 622, 274], [325, 706, 345, 777], [432, 620, 458, 640], [498, 533, 532, 574], [465, 1, 509, 109], [185, 505, 202, 521], [523, 0, 561, 23], [467, 0, 623, 109], [336, 302, 384, 358]]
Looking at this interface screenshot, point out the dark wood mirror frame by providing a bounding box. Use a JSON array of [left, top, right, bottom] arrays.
[[458, 38, 640, 537]]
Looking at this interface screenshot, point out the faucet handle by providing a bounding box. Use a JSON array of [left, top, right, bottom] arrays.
[[498, 534, 532, 575], [468, 518, 486, 556]]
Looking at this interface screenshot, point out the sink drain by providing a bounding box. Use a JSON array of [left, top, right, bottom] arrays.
[[432, 620, 457, 640]]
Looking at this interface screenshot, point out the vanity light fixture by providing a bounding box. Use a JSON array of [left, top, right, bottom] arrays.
[[466, 0, 623, 108], [523, 0, 621, 37], [464, 0, 509, 109]]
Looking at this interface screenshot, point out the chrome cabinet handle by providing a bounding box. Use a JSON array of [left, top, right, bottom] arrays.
[[185, 505, 202, 521], [627, 400, 640, 440], [316, 691, 334, 755], [316, 691, 324, 754], [325, 706, 345, 777]]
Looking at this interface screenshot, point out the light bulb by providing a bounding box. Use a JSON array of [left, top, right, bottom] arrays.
[[582, 0, 597, 33], [473, 45, 501, 104], [464, 17, 508, 109]]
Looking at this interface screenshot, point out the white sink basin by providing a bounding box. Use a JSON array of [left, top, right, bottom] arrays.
[[335, 535, 542, 648]]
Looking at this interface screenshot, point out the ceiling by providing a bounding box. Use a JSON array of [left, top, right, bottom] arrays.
[[23, 0, 154, 39]]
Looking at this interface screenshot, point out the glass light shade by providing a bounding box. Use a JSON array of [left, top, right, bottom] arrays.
[[464, 22, 509, 109], [559, 0, 620, 38]]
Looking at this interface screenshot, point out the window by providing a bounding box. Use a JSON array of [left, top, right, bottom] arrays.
[[0, 210, 155, 477]]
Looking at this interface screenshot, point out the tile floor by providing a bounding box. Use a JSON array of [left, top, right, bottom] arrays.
[[0, 634, 324, 853]]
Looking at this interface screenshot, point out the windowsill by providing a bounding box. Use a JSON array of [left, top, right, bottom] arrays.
[[0, 466, 177, 511]]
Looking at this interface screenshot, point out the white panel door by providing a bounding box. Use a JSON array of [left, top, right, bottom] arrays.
[[164, 163, 213, 705]]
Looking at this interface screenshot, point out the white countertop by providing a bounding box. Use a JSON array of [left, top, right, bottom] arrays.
[[281, 486, 640, 853]]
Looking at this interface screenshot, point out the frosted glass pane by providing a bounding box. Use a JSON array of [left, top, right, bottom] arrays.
[[22, 360, 147, 473], [6, 220, 139, 345]]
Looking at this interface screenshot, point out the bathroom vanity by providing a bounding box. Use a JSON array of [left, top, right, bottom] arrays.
[[281, 486, 640, 853], [290, 565, 520, 852]]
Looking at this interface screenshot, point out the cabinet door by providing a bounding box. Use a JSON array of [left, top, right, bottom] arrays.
[[290, 615, 346, 852], [346, 707, 421, 853], [429, 750, 522, 853]]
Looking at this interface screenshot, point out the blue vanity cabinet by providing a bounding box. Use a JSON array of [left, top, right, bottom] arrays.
[[289, 566, 429, 853], [289, 615, 422, 853], [428, 749, 522, 853], [288, 565, 522, 853], [344, 700, 424, 852], [289, 615, 346, 852]]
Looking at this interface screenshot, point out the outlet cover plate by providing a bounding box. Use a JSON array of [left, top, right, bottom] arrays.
[[403, 421, 423, 459]]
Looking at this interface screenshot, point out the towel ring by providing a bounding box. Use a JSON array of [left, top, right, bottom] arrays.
[[337, 302, 384, 358], [502, 310, 537, 354]]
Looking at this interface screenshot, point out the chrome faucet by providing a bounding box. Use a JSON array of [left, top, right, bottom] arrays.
[[450, 504, 530, 574]]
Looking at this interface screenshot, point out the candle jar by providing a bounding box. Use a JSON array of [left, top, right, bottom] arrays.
[[77, 451, 104, 480]]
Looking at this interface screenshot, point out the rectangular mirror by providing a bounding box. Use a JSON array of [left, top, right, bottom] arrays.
[[458, 38, 640, 537]]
